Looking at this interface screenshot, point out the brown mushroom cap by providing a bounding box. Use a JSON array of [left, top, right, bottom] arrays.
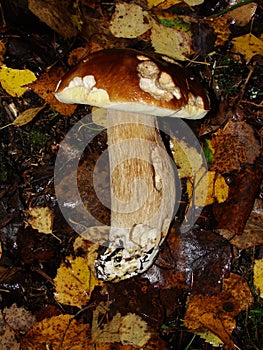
[[55, 49, 209, 119]]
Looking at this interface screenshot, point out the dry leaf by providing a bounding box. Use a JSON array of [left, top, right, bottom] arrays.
[[254, 259, 263, 298], [0, 66, 36, 97], [151, 20, 192, 60], [1, 304, 36, 350], [110, 3, 152, 38], [54, 254, 102, 308], [232, 33, 263, 63], [24, 206, 53, 234], [224, 2, 257, 27], [184, 273, 253, 348], [22, 314, 90, 350]]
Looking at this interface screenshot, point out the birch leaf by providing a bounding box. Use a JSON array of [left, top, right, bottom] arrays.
[[232, 33, 263, 63], [151, 21, 192, 60], [110, 3, 152, 38], [254, 259, 263, 298], [0, 66, 36, 97]]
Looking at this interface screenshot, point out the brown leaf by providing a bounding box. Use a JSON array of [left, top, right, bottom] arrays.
[[29, 67, 77, 116], [184, 273, 253, 348], [21, 314, 90, 350], [28, 0, 77, 39], [210, 119, 261, 173], [214, 165, 262, 236]]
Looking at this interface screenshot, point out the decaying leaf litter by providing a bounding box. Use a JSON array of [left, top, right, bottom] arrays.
[[0, 0, 262, 349]]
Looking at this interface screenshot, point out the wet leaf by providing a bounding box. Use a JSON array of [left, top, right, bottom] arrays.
[[0, 66, 36, 97], [229, 198, 263, 249], [110, 3, 152, 38], [184, 273, 253, 348], [254, 259, 263, 298], [232, 33, 263, 63], [214, 165, 262, 236], [54, 251, 103, 308], [24, 206, 53, 234], [22, 314, 90, 350]]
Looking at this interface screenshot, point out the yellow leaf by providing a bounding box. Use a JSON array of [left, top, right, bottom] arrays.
[[54, 253, 103, 308], [151, 21, 192, 60], [169, 137, 204, 178], [254, 259, 263, 298], [0, 66, 36, 97], [24, 206, 53, 234], [0, 105, 45, 130], [187, 170, 229, 206], [232, 33, 263, 63]]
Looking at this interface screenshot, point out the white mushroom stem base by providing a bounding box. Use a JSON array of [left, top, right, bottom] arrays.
[[95, 110, 176, 281]]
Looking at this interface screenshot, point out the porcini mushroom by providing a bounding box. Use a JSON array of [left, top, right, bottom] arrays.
[[55, 49, 209, 282]]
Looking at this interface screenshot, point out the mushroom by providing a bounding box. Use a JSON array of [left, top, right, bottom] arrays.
[[55, 48, 209, 282]]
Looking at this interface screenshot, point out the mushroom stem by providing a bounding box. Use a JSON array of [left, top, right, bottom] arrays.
[[95, 110, 176, 281]]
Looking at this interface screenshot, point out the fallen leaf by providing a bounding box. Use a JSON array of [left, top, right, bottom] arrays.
[[21, 314, 90, 350], [232, 33, 263, 63], [208, 17, 231, 47], [0, 40, 6, 64], [254, 259, 263, 298], [3, 303, 36, 332], [224, 2, 257, 27], [187, 170, 229, 206], [0, 304, 36, 350], [183, 0, 204, 6], [147, 0, 181, 9], [184, 273, 253, 348], [209, 119, 261, 173], [0, 66, 36, 97], [28, 0, 77, 39], [151, 20, 192, 60], [214, 165, 262, 236], [24, 206, 53, 234], [29, 66, 77, 116], [0, 105, 45, 130], [169, 137, 204, 178], [110, 3, 152, 38], [92, 302, 151, 347], [54, 253, 102, 308], [228, 198, 263, 249]]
